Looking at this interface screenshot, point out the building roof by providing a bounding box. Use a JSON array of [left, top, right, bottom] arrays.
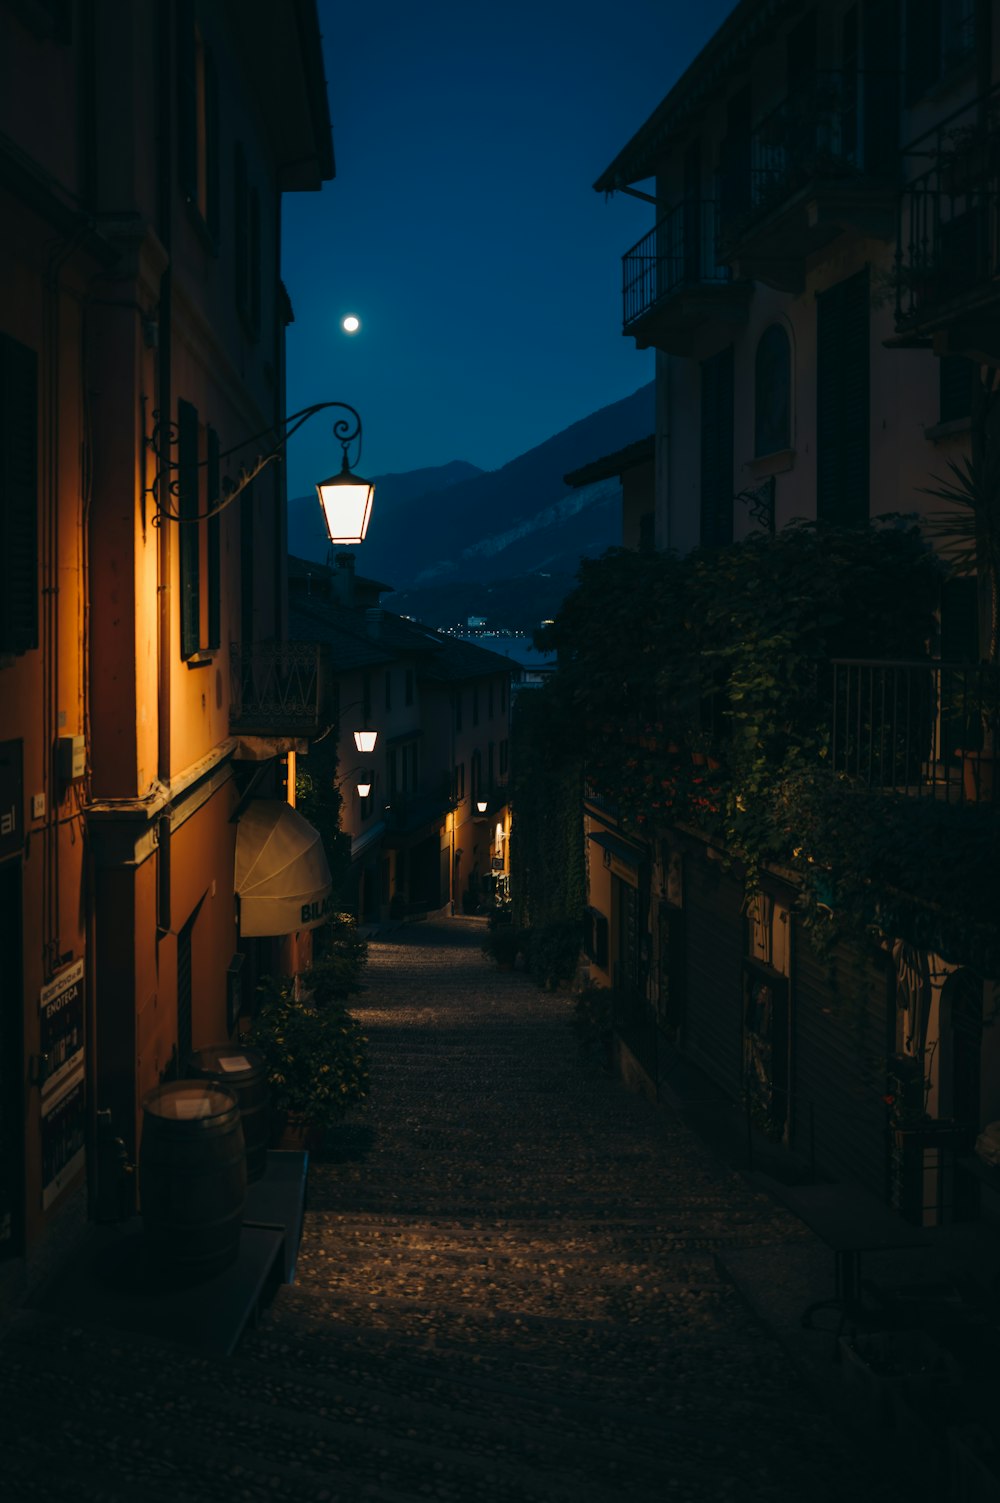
[[564, 435, 655, 489], [593, 0, 805, 192]]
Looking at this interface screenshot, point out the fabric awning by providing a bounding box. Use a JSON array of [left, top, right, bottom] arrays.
[[235, 799, 333, 936]]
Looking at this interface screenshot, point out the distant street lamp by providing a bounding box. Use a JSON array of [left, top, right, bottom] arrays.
[[353, 729, 378, 754], [475, 797, 489, 815]]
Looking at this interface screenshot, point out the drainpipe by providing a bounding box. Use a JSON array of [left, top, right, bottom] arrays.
[[156, 2, 172, 794]]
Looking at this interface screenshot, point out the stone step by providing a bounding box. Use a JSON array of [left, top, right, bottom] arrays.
[[0, 1313, 657, 1503]]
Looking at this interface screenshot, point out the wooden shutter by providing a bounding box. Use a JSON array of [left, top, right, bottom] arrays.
[[177, 399, 200, 658], [905, 0, 940, 104], [206, 426, 220, 650], [700, 346, 734, 547], [0, 333, 39, 655], [816, 268, 870, 527], [204, 48, 220, 244], [234, 144, 249, 316], [176, 0, 197, 203]]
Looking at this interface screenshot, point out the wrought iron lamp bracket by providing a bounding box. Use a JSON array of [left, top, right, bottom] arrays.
[[734, 474, 776, 535], [144, 400, 364, 527]]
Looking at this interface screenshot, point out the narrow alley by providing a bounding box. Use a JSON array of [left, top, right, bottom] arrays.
[[3, 917, 930, 1502]]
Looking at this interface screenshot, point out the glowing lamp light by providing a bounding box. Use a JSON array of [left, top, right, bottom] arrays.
[[476, 798, 489, 815], [353, 729, 378, 754], [316, 455, 375, 546], [356, 777, 372, 799]]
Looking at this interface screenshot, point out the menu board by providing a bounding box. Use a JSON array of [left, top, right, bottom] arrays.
[[41, 1069, 86, 1209]]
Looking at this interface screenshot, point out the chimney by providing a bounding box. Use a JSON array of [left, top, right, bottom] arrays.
[[332, 551, 355, 608]]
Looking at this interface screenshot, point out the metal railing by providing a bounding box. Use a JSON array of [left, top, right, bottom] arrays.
[[895, 86, 1000, 325], [830, 659, 999, 802], [229, 641, 328, 734], [622, 198, 730, 328]]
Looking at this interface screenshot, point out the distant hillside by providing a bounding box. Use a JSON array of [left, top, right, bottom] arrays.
[[383, 572, 580, 634], [287, 382, 654, 589], [288, 458, 482, 561]]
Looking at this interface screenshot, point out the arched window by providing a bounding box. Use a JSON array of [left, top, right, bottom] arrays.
[[754, 324, 791, 456]]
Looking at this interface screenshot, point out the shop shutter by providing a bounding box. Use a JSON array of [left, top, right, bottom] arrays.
[[683, 852, 743, 1096], [816, 268, 869, 527], [0, 333, 39, 655], [791, 930, 891, 1195], [700, 346, 734, 548]]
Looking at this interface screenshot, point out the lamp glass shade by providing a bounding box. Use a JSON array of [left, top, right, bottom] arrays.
[[476, 800, 489, 814], [316, 469, 375, 545], [356, 779, 372, 799], [353, 729, 378, 753]]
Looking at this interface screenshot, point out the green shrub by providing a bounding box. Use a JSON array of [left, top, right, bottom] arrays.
[[571, 985, 613, 1070], [528, 918, 581, 990]]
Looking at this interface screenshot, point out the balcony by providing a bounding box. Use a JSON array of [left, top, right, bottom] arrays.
[[229, 641, 330, 740], [718, 71, 898, 292], [830, 659, 999, 805], [892, 88, 1000, 362], [621, 198, 752, 354]]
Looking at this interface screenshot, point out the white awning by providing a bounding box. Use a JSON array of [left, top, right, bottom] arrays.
[[235, 800, 333, 936]]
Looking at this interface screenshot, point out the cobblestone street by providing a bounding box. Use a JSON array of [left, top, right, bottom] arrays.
[[2, 917, 928, 1501]]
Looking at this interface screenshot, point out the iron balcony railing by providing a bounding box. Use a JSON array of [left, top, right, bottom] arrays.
[[719, 70, 898, 233], [622, 198, 730, 328], [229, 641, 329, 736], [830, 659, 999, 803], [895, 86, 1000, 326]]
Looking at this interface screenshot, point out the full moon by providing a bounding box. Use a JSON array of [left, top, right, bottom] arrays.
[[342, 314, 360, 334]]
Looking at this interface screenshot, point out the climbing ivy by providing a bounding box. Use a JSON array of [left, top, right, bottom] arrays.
[[508, 680, 585, 931]]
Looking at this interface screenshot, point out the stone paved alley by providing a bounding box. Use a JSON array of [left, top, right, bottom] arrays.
[[2, 918, 933, 1502]]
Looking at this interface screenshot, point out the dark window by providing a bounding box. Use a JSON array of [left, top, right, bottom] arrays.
[[700, 346, 734, 547], [906, 0, 975, 104], [455, 690, 463, 731], [488, 680, 495, 719], [177, 399, 200, 658], [472, 685, 480, 726], [177, 1, 220, 247], [488, 742, 495, 788], [499, 739, 509, 777], [385, 670, 392, 710], [816, 268, 870, 527], [248, 187, 261, 333], [362, 671, 372, 721], [404, 669, 414, 706], [206, 427, 220, 649], [240, 480, 255, 648], [387, 748, 397, 795], [939, 356, 975, 425], [755, 325, 792, 456], [0, 332, 38, 655], [499, 677, 507, 714], [234, 143, 248, 315]]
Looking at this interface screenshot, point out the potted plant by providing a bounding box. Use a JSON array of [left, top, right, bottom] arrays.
[[921, 371, 1000, 801], [482, 925, 520, 971], [245, 920, 371, 1150]]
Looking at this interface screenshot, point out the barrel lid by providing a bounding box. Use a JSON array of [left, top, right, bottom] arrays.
[[142, 1081, 238, 1121], [189, 1045, 264, 1078]]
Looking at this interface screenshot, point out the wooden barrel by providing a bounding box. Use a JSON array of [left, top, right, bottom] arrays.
[[188, 1045, 269, 1182], [139, 1082, 246, 1279]]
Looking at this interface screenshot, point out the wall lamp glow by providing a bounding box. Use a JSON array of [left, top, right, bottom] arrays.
[[145, 400, 375, 542]]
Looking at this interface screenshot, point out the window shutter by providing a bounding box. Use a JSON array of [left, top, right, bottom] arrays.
[[204, 48, 220, 244], [234, 143, 248, 316], [206, 426, 220, 650], [177, 399, 200, 658], [816, 268, 869, 527], [905, 0, 940, 104], [0, 333, 39, 655], [700, 345, 734, 547], [176, 0, 197, 203]]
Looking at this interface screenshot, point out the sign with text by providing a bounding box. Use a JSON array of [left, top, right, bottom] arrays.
[[40, 958, 85, 1098], [0, 740, 23, 861]]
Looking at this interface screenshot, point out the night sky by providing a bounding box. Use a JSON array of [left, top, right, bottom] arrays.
[[281, 0, 737, 494]]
